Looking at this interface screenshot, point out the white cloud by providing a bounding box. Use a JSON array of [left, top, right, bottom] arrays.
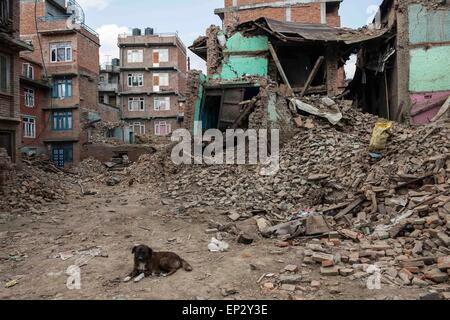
[[76, 0, 110, 11], [96, 24, 130, 65]]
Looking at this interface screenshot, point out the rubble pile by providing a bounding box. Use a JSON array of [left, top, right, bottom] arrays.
[[125, 143, 179, 184], [162, 100, 450, 289], [0, 157, 72, 212], [0, 148, 14, 189], [89, 121, 126, 145], [75, 158, 107, 179]]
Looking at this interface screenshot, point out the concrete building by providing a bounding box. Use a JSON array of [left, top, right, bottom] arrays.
[[118, 28, 187, 137], [351, 0, 450, 125], [20, 0, 100, 167], [19, 56, 50, 156], [0, 0, 33, 163], [215, 0, 342, 30], [99, 58, 120, 108]]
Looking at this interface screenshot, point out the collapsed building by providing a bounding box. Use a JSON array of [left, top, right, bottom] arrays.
[[187, 18, 385, 142], [350, 0, 450, 125]]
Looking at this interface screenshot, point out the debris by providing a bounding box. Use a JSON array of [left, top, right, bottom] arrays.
[[208, 238, 229, 252], [237, 233, 254, 245], [5, 279, 18, 288], [283, 265, 299, 273], [291, 99, 343, 125]]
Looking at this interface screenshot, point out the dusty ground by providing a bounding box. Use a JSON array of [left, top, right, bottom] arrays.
[[0, 183, 429, 300]]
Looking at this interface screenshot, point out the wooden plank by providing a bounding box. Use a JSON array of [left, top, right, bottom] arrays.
[[333, 196, 365, 220], [300, 56, 324, 98], [268, 42, 292, 92], [431, 96, 450, 122]]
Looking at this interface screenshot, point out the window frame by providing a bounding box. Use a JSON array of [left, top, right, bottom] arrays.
[[0, 53, 10, 94], [0, 0, 11, 26], [22, 63, 34, 79], [127, 49, 144, 63], [153, 49, 169, 64], [131, 122, 145, 135], [23, 116, 36, 139], [24, 88, 35, 108], [51, 110, 73, 131], [154, 96, 171, 111], [52, 77, 73, 99], [154, 121, 171, 136], [50, 43, 73, 63], [127, 73, 144, 87], [128, 97, 145, 112]]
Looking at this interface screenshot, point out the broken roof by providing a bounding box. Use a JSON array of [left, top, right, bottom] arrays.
[[236, 18, 388, 44]]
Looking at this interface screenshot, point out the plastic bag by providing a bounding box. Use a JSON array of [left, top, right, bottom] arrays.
[[208, 238, 229, 252], [369, 121, 393, 151]]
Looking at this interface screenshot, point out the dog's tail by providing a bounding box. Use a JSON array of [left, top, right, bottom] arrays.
[[181, 259, 193, 272]]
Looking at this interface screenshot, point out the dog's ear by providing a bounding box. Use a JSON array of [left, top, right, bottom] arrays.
[[132, 245, 137, 254], [147, 247, 153, 257]]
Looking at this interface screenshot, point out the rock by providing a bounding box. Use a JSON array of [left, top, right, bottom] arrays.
[[398, 269, 413, 285], [284, 264, 299, 273], [220, 286, 238, 297], [307, 174, 330, 181], [280, 284, 296, 292], [279, 275, 302, 285], [424, 269, 449, 284], [437, 233, 450, 246], [106, 176, 121, 186], [312, 252, 335, 263], [311, 280, 321, 288], [420, 292, 443, 300], [256, 218, 270, 233], [320, 266, 340, 276], [339, 268, 354, 277], [228, 212, 241, 221], [321, 97, 336, 107], [411, 277, 428, 287], [437, 256, 450, 270], [237, 233, 254, 245], [263, 282, 275, 290]]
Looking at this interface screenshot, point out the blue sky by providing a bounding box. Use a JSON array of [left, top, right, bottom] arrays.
[[76, 0, 383, 72]]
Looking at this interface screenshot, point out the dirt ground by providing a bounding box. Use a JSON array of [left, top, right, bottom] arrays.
[[0, 183, 429, 300]]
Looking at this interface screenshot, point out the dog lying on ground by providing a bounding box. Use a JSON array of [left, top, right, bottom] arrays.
[[124, 244, 193, 282]]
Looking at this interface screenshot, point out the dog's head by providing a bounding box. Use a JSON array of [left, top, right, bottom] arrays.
[[132, 245, 153, 263]]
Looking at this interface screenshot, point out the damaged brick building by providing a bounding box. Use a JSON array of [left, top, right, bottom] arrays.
[[215, 0, 342, 31], [187, 12, 383, 142], [350, 0, 450, 125]]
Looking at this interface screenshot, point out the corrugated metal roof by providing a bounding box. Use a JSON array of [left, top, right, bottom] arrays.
[[238, 18, 388, 44]]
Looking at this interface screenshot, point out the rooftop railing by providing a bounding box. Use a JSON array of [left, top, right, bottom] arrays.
[[38, 15, 99, 38]]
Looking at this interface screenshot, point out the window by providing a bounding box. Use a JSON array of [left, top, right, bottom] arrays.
[[24, 88, 35, 107], [52, 111, 73, 131], [22, 63, 34, 79], [154, 97, 170, 111], [153, 49, 169, 66], [50, 43, 72, 63], [128, 97, 145, 111], [155, 121, 171, 136], [52, 78, 73, 99], [131, 122, 145, 135], [23, 116, 36, 138], [127, 49, 143, 63], [127, 73, 144, 87], [0, 53, 10, 93], [0, 0, 11, 26], [99, 75, 105, 83], [153, 73, 169, 92]]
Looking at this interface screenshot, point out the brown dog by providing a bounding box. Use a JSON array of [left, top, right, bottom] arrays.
[[124, 245, 192, 282]]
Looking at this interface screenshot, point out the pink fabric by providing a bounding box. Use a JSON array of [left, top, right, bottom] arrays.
[[410, 91, 450, 125]]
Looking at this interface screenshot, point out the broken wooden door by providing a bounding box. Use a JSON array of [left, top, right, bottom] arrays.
[[218, 88, 245, 131]]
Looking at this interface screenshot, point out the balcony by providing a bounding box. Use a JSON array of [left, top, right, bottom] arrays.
[[99, 83, 118, 93], [37, 15, 99, 39]]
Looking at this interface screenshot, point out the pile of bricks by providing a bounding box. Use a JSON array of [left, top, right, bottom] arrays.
[[0, 148, 14, 189]]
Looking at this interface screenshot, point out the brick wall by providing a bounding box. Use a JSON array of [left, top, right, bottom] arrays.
[[221, 0, 341, 28]]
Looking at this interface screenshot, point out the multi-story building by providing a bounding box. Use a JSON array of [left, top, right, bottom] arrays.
[[215, 0, 342, 30], [0, 0, 33, 163], [19, 56, 50, 156], [99, 58, 120, 108], [118, 28, 187, 137], [20, 0, 100, 167]]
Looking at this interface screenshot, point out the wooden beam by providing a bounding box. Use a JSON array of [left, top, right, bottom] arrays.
[[300, 56, 324, 98], [268, 42, 292, 92], [431, 96, 450, 122]]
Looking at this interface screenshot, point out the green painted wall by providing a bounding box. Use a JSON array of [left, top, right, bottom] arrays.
[[409, 4, 450, 44], [224, 33, 269, 53], [193, 73, 206, 136], [220, 56, 268, 80], [409, 45, 450, 92]]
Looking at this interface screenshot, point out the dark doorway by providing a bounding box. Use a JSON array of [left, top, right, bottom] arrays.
[[0, 131, 13, 159], [51, 143, 73, 167]]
